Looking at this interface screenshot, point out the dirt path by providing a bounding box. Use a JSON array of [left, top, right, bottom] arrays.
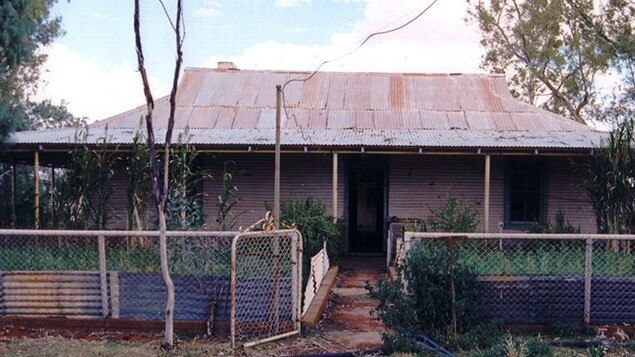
[[319, 256, 386, 350], [249, 256, 386, 356]]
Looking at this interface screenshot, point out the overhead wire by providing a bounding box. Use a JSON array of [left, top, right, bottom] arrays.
[[277, 0, 442, 142]]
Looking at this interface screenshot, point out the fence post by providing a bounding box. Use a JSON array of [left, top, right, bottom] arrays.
[[230, 233, 239, 349], [98, 234, 109, 317], [271, 232, 281, 334], [584, 238, 593, 325], [296, 231, 303, 331], [404, 232, 413, 253], [291, 233, 298, 329]]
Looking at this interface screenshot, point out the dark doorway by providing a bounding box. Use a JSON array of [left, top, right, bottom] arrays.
[[347, 159, 386, 253]]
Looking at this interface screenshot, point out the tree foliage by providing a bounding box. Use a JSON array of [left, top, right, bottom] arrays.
[[467, 0, 617, 122], [428, 195, 479, 233], [53, 129, 118, 229], [0, 0, 79, 142], [585, 116, 635, 234]]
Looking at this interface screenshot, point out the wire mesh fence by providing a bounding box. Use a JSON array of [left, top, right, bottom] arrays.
[[398, 232, 635, 326], [231, 229, 302, 347], [0, 228, 302, 347]]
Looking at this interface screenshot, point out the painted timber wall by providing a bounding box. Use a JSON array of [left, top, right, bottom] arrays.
[[106, 153, 596, 234], [388, 156, 596, 233], [202, 153, 345, 227]]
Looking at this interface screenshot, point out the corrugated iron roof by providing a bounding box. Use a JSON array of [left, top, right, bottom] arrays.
[[9, 68, 607, 150], [10, 127, 606, 149]]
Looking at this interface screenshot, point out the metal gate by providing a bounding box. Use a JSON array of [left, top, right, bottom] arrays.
[[230, 229, 303, 348]]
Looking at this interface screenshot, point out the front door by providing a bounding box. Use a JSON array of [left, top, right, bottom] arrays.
[[347, 164, 385, 253]]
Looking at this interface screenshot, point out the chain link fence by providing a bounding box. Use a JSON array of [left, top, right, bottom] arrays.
[[231, 229, 302, 347], [398, 232, 635, 326], [0, 228, 302, 347]]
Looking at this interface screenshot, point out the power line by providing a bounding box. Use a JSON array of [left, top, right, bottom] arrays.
[[280, 0, 441, 91], [277, 0, 442, 142]]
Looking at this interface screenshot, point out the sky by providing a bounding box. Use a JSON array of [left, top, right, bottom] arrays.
[[37, 0, 485, 122]]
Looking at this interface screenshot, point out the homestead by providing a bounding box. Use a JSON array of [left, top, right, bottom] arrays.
[[4, 65, 606, 253]]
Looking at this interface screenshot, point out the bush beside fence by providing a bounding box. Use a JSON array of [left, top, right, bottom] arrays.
[[396, 232, 635, 326]]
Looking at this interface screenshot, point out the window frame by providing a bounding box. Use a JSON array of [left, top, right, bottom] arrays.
[[503, 158, 547, 230]]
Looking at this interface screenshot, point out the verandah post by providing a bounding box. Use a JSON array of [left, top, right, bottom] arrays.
[[332, 152, 338, 222], [34, 151, 40, 229], [11, 162, 16, 227], [484, 154, 491, 233]]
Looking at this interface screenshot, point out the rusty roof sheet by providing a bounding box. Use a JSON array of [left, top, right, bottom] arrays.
[[10, 68, 607, 150], [10, 127, 607, 150]]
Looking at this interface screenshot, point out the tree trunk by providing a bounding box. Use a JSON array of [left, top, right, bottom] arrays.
[[158, 202, 175, 348]]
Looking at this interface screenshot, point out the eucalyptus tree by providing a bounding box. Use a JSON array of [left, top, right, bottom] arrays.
[[133, 0, 184, 349], [467, 0, 617, 123]]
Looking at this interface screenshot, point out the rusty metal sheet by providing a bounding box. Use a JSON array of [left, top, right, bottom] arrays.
[[10, 127, 608, 149], [327, 110, 354, 129], [420, 110, 449, 130], [188, 107, 220, 128], [325, 73, 348, 111], [256, 108, 276, 129], [300, 73, 329, 109], [400, 111, 421, 129], [465, 111, 498, 130], [15, 68, 608, 152], [354, 110, 374, 129], [446, 111, 468, 130], [233, 107, 260, 129], [306, 110, 327, 129], [213, 107, 237, 129], [374, 111, 399, 130]]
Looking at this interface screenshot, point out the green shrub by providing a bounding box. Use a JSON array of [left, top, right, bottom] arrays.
[[529, 211, 581, 234], [469, 336, 552, 357], [280, 197, 343, 285], [429, 195, 479, 233], [367, 241, 483, 352]]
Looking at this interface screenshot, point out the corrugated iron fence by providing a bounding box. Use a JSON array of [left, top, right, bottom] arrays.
[[396, 232, 635, 326], [0, 228, 302, 348], [302, 241, 330, 316]]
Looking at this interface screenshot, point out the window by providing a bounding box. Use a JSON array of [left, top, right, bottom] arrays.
[[505, 159, 546, 228]]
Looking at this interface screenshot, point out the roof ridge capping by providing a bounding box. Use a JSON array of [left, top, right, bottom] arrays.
[[183, 66, 506, 78]]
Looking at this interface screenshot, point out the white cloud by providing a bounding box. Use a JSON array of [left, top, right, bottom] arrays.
[[36, 43, 165, 123], [194, 1, 222, 17], [207, 0, 484, 74], [275, 0, 312, 8]]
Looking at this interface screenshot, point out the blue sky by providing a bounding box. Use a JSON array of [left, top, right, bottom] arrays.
[[39, 0, 484, 121]]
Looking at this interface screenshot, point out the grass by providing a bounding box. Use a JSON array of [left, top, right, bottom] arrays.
[[2, 335, 635, 357], [417, 241, 635, 276], [0, 242, 291, 278], [0, 336, 234, 357]]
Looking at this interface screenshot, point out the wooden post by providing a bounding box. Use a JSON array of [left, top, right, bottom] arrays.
[[291, 234, 298, 326], [332, 152, 338, 221], [11, 163, 16, 228], [584, 238, 593, 325], [448, 236, 457, 342], [50, 167, 55, 226], [484, 154, 491, 233], [34, 151, 40, 229], [98, 235, 109, 317], [273, 85, 282, 226]]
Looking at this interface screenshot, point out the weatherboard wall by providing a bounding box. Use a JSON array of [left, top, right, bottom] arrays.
[[387, 156, 596, 233], [202, 153, 345, 228]]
